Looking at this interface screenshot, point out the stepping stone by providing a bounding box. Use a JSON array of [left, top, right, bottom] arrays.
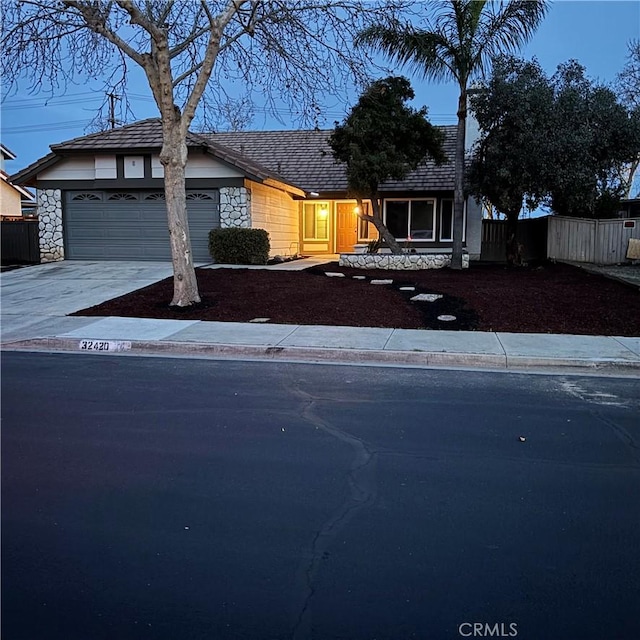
[[399, 286, 415, 291], [325, 272, 345, 277], [370, 279, 393, 285], [352, 275, 366, 280], [249, 317, 271, 323], [437, 315, 457, 322], [411, 293, 443, 302]]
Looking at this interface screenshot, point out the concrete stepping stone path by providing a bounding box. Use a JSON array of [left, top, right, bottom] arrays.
[[411, 293, 443, 302]]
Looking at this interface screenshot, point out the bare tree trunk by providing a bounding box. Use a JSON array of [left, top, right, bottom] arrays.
[[624, 156, 640, 198], [160, 116, 200, 306], [368, 196, 403, 254], [451, 91, 467, 270]]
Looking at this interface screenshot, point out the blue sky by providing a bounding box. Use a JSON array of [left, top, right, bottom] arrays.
[[2, 0, 639, 174]]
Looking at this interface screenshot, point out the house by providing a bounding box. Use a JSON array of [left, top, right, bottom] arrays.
[[11, 119, 482, 263], [1, 144, 36, 219], [619, 198, 640, 219]]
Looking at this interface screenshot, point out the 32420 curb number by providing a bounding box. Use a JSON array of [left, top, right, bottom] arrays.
[[78, 340, 132, 352]]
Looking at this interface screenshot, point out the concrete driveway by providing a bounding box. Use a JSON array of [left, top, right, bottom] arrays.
[[1, 261, 174, 343]]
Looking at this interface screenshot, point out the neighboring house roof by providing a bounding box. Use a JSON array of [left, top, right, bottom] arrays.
[[1, 144, 17, 161], [1, 171, 36, 201], [209, 127, 457, 194], [11, 118, 457, 195]]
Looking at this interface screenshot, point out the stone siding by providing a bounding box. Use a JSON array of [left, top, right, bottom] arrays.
[[38, 189, 64, 262], [339, 253, 469, 270], [220, 186, 251, 228]]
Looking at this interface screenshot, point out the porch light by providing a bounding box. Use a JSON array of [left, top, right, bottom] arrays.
[[310, 191, 320, 197], [354, 206, 361, 214]]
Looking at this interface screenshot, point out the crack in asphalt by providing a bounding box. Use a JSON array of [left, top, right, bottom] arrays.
[[289, 383, 378, 640]]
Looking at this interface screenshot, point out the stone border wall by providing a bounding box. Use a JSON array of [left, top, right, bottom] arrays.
[[339, 253, 469, 270], [219, 186, 251, 228], [38, 189, 64, 262]]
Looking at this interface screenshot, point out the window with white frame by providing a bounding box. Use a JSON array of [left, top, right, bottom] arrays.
[[439, 199, 453, 241], [384, 199, 436, 240], [303, 202, 330, 240], [356, 201, 376, 241], [439, 199, 466, 242]]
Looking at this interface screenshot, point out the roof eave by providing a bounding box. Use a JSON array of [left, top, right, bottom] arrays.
[[263, 178, 305, 198], [10, 153, 61, 186]]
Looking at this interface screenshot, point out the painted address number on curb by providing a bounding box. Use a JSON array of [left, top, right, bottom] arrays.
[[78, 340, 132, 352]]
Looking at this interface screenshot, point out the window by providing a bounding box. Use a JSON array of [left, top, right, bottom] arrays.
[[186, 192, 214, 201], [303, 202, 329, 240], [124, 156, 145, 179], [384, 199, 435, 240], [356, 202, 376, 241], [71, 193, 101, 201], [108, 192, 137, 201], [439, 199, 466, 242], [440, 199, 453, 241]]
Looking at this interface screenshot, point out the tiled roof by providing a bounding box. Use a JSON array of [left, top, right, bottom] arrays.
[[12, 118, 456, 193], [208, 126, 457, 193], [12, 119, 295, 188], [49, 119, 169, 151]]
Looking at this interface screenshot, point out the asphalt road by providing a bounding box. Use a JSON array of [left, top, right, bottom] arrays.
[[2, 352, 639, 640]]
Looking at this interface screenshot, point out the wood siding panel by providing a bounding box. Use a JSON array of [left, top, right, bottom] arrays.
[[548, 217, 596, 263], [548, 216, 640, 264], [39, 158, 96, 181], [185, 154, 244, 179], [480, 218, 548, 262], [1, 219, 40, 263], [595, 219, 640, 264], [249, 182, 300, 256]]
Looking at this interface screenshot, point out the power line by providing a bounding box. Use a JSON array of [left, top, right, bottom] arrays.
[[1, 92, 102, 109], [1, 120, 91, 134]]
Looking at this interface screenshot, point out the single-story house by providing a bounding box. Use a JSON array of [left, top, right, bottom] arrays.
[[11, 118, 482, 263]]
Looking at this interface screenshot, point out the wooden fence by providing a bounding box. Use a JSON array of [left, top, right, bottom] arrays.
[[1, 219, 40, 264], [547, 216, 640, 264], [480, 217, 548, 262]]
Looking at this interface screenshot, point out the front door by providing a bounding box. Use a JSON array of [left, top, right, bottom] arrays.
[[335, 202, 358, 253]]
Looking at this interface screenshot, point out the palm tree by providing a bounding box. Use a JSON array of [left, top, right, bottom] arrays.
[[357, 0, 548, 269]]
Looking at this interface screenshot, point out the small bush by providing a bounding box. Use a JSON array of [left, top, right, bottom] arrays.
[[209, 228, 270, 265]]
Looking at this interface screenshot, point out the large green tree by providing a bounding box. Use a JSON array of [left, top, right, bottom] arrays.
[[1, 0, 402, 306], [357, 0, 548, 269], [329, 76, 445, 254], [467, 56, 553, 263], [469, 56, 640, 246], [615, 39, 640, 197], [548, 61, 640, 218]]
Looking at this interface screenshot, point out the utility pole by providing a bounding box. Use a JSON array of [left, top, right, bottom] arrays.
[[107, 92, 119, 129]]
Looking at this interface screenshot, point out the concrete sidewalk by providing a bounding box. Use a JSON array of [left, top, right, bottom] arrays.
[[3, 315, 640, 374], [2, 260, 640, 374]]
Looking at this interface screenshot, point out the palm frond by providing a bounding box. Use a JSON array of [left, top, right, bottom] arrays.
[[357, 23, 460, 84], [472, 0, 549, 77]]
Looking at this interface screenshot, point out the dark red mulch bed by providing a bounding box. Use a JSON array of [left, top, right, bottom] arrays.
[[72, 261, 640, 336]]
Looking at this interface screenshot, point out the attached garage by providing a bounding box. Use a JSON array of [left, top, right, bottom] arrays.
[[64, 189, 219, 261]]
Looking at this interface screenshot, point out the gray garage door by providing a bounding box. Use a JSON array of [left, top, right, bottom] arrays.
[[64, 190, 220, 261]]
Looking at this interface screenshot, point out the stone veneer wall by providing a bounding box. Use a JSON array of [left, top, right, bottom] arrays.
[[219, 186, 251, 228], [38, 189, 64, 262], [339, 253, 469, 270]]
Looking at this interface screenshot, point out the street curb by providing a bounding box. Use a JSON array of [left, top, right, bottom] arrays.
[[3, 337, 640, 375]]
